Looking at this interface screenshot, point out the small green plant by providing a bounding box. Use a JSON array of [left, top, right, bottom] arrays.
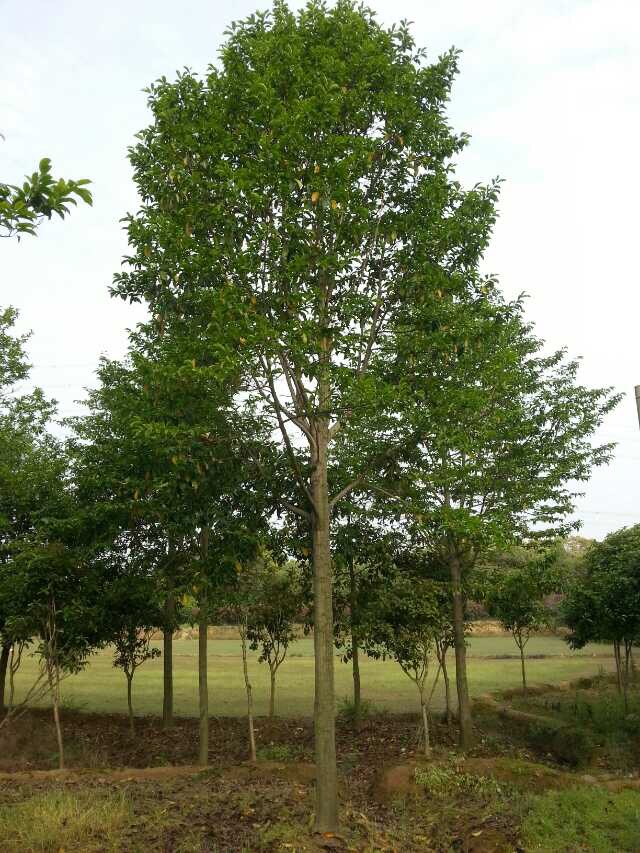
[[258, 819, 304, 848], [59, 692, 88, 714], [0, 788, 131, 852], [522, 787, 640, 852], [338, 696, 380, 722], [414, 764, 504, 799], [256, 742, 301, 762]]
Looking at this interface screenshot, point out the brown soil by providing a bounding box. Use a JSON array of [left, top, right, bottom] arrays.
[[0, 704, 633, 852]]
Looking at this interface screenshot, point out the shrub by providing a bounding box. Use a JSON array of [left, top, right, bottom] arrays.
[[527, 723, 595, 767]]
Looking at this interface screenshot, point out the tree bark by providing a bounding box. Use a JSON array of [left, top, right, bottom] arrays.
[[623, 640, 631, 714], [269, 665, 276, 719], [440, 648, 452, 727], [198, 528, 210, 767], [449, 550, 473, 749], [241, 619, 257, 762], [126, 673, 135, 736], [47, 663, 64, 770], [0, 643, 10, 713], [518, 638, 527, 698], [420, 692, 431, 758], [311, 419, 338, 834], [614, 641, 622, 694], [348, 557, 361, 729], [162, 591, 175, 729]]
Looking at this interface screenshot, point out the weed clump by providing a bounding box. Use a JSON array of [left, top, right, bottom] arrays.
[[0, 788, 131, 853], [414, 764, 505, 800]]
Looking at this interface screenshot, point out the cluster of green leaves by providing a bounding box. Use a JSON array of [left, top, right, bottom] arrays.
[[1, 157, 92, 238]]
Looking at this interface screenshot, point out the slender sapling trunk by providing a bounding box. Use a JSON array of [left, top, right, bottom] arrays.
[[126, 672, 135, 736], [0, 644, 9, 713], [420, 688, 431, 758], [47, 662, 64, 770], [516, 633, 527, 698], [614, 641, 622, 695], [440, 647, 452, 727], [348, 557, 361, 729], [240, 618, 257, 762], [269, 664, 277, 719]]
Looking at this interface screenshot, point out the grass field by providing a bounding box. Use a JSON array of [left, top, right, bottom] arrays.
[[11, 634, 615, 718]]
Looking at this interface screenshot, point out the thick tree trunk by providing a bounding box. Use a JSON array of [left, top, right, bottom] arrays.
[[241, 620, 257, 762], [127, 673, 135, 736], [0, 644, 10, 713], [198, 528, 210, 767], [348, 558, 361, 729], [311, 423, 338, 834], [269, 666, 276, 719], [162, 591, 175, 729], [449, 550, 473, 749]]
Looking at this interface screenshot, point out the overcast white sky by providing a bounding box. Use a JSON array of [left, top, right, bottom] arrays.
[[2, 0, 639, 539]]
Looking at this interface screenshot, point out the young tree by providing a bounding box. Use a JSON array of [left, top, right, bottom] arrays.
[[247, 558, 302, 718], [105, 568, 163, 736], [484, 551, 559, 697], [112, 7, 499, 824], [6, 531, 104, 769], [332, 508, 400, 728], [113, 626, 160, 736], [363, 575, 444, 757]]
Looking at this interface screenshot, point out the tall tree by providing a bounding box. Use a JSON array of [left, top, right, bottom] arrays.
[[112, 3, 498, 829]]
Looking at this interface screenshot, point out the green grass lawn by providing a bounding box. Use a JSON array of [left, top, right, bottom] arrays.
[[11, 635, 615, 719]]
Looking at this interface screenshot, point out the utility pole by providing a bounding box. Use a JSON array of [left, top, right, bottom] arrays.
[[636, 386, 640, 427]]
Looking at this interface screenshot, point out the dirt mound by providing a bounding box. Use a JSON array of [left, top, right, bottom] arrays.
[[371, 761, 420, 801]]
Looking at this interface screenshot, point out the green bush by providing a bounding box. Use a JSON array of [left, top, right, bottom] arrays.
[[527, 723, 595, 767]]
